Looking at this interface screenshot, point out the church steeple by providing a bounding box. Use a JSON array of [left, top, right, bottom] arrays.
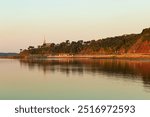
[[41, 36, 51, 48], [43, 36, 46, 45]]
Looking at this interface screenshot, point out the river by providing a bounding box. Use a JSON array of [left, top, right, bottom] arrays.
[[0, 58, 150, 99]]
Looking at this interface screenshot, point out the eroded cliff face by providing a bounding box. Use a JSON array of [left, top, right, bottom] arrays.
[[99, 28, 150, 54], [127, 28, 150, 54]]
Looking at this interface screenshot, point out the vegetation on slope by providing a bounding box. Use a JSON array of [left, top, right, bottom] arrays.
[[20, 28, 150, 57]]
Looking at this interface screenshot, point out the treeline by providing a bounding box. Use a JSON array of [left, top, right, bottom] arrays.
[[20, 28, 150, 55]]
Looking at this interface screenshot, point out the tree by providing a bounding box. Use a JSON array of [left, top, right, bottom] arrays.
[[28, 46, 34, 50]]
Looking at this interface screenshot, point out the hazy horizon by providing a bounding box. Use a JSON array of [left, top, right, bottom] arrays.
[[0, 0, 150, 52]]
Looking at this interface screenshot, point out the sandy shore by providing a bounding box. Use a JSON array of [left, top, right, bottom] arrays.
[[47, 54, 150, 59]]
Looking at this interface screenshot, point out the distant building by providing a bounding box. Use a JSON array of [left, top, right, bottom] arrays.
[[43, 43, 51, 47], [37, 36, 52, 48], [40, 36, 51, 48]]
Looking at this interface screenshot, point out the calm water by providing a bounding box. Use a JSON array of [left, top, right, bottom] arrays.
[[0, 58, 150, 100]]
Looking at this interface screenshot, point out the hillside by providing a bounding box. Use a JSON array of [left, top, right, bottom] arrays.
[[128, 28, 150, 53], [20, 28, 150, 57]]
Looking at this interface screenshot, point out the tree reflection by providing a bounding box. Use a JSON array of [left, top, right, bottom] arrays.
[[20, 58, 150, 90]]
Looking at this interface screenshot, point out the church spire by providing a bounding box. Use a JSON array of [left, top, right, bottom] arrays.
[[43, 36, 46, 45]]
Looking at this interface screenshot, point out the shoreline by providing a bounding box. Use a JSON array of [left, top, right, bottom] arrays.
[[47, 54, 150, 59], [0, 56, 19, 59], [1, 53, 150, 60]]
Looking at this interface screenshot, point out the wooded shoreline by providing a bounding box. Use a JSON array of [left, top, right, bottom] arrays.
[[20, 28, 150, 58]]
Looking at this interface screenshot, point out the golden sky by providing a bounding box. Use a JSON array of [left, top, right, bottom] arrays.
[[0, 0, 150, 52]]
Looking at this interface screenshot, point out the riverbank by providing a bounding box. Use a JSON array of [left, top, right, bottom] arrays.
[[3, 53, 150, 60], [47, 54, 150, 59]]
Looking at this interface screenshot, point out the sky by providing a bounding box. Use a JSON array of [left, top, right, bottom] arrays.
[[0, 0, 150, 52]]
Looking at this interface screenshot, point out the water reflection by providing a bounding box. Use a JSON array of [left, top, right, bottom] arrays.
[[20, 58, 150, 90]]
